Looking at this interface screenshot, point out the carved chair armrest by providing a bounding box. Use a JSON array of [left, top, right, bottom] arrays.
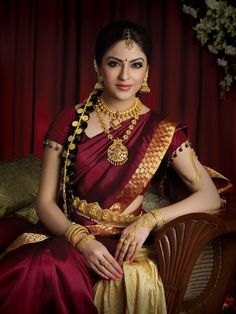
[[153, 206, 236, 314]]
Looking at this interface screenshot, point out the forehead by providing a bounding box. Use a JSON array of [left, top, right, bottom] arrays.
[[102, 40, 147, 61]]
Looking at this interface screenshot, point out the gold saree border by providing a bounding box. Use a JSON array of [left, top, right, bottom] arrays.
[[1, 233, 50, 258], [205, 166, 233, 194], [116, 120, 177, 209]]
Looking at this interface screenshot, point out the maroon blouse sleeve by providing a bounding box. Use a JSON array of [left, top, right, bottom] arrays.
[[45, 107, 76, 145], [165, 125, 189, 159]]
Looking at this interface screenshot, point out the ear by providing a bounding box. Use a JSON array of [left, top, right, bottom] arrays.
[[93, 59, 100, 74]]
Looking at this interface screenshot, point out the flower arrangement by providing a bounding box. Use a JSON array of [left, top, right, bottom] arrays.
[[181, 0, 236, 97]]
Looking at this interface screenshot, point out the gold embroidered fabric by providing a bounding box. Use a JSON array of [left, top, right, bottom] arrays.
[[73, 197, 141, 228], [94, 248, 167, 314], [205, 166, 233, 194], [116, 120, 177, 210], [2, 233, 50, 258]]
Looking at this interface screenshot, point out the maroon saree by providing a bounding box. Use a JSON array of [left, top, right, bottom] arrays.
[[0, 107, 187, 314]]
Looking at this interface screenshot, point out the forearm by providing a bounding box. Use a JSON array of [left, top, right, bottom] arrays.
[[36, 200, 72, 236], [157, 189, 221, 224]]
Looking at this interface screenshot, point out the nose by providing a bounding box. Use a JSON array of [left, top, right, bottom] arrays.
[[118, 64, 129, 81]]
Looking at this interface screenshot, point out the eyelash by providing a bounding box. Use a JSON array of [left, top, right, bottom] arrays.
[[107, 61, 144, 68], [131, 62, 143, 69], [107, 61, 120, 68]]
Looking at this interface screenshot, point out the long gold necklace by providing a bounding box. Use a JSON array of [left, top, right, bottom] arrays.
[[97, 96, 142, 130], [95, 98, 142, 166]]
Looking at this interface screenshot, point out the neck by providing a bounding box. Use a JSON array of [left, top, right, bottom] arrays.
[[101, 91, 137, 111]]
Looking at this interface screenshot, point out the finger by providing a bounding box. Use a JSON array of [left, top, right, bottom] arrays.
[[90, 263, 109, 280], [117, 240, 130, 263], [114, 239, 124, 259], [114, 232, 128, 257], [96, 261, 121, 280], [124, 240, 138, 261], [104, 255, 123, 274], [130, 242, 142, 261]]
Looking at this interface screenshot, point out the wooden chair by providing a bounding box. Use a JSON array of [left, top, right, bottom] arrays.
[[153, 196, 236, 314]]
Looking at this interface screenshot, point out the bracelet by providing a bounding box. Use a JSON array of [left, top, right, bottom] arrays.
[[65, 224, 89, 247], [149, 209, 165, 231], [135, 213, 157, 229], [76, 234, 95, 252]]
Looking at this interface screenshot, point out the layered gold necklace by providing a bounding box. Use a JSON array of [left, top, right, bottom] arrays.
[[95, 97, 142, 166], [97, 96, 142, 130]]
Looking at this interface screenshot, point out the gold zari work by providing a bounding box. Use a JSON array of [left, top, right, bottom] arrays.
[[94, 248, 167, 314], [73, 197, 140, 228], [2, 233, 50, 258], [116, 120, 177, 210]]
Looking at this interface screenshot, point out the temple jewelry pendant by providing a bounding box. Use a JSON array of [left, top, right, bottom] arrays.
[[107, 139, 128, 165]]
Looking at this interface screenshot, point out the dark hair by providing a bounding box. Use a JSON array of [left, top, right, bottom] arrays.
[[95, 20, 152, 65]]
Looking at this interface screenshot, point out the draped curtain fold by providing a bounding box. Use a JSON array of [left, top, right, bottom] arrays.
[[0, 0, 236, 186]]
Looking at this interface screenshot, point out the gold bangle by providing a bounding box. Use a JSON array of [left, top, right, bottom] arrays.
[[149, 209, 165, 231], [65, 224, 89, 247], [135, 213, 156, 229], [77, 234, 95, 252]]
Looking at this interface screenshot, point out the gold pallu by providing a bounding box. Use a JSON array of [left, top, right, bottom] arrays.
[[94, 247, 167, 314]]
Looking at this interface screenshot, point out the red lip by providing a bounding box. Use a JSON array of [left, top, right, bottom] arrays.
[[116, 84, 132, 91]]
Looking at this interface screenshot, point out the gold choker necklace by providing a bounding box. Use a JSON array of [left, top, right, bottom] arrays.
[[97, 96, 142, 130], [95, 98, 142, 165]]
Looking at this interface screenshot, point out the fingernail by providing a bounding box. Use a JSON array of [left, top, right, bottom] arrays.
[[110, 276, 117, 280]]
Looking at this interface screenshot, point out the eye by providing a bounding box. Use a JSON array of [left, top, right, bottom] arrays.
[[131, 62, 144, 69], [107, 60, 120, 68]]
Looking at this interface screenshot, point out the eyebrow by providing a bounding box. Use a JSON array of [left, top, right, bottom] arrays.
[[106, 56, 145, 62]]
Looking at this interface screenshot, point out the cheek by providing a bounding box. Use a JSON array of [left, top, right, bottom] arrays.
[[101, 68, 117, 83], [136, 71, 146, 84]]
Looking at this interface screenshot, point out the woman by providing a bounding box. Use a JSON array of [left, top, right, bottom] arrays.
[[0, 21, 221, 314]]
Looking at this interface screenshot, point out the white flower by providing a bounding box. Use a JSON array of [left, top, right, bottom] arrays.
[[182, 5, 198, 18], [224, 45, 236, 56], [217, 58, 228, 67], [208, 45, 218, 54], [205, 0, 220, 11]]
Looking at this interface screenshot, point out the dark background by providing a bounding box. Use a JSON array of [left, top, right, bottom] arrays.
[[0, 0, 236, 186]]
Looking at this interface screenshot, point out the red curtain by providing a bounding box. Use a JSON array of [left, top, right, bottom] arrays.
[[0, 0, 236, 186]]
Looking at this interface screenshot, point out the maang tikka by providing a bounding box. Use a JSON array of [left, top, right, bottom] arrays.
[[139, 72, 151, 93], [124, 29, 134, 50], [93, 59, 104, 90]]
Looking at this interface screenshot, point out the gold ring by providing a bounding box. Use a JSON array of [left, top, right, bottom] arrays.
[[124, 239, 129, 245], [130, 240, 137, 246], [119, 238, 125, 243]]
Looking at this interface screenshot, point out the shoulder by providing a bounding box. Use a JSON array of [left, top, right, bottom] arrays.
[[45, 106, 77, 145]]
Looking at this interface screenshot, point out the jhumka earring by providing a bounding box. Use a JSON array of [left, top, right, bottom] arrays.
[[139, 72, 150, 93], [94, 74, 104, 90], [94, 59, 104, 90]]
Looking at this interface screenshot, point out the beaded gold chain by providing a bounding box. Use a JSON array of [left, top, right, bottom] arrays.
[[97, 96, 142, 130], [95, 98, 142, 166]]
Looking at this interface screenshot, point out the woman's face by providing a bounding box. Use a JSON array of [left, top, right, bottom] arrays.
[[99, 40, 148, 103]]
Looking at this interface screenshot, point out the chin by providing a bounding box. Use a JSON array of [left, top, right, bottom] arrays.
[[111, 89, 139, 102]]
